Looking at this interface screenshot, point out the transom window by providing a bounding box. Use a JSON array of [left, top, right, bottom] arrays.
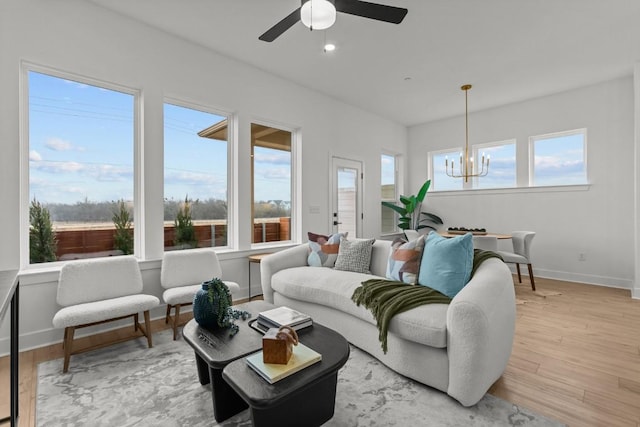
[[429, 149, 463, 191], [473, 140, 516, 189], [530, 129, 587, 186]]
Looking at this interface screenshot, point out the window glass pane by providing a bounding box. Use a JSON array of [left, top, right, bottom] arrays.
[[164, 103, 228, 250], [474, 143, 516, 189], [381, 154, 397, 233], [431, 151, 463, 191], [532, 131, 587, 186], [28, 70, 135, 263], [251, 124, 292, 244]]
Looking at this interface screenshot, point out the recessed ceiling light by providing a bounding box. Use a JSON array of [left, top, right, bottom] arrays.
[[404, 77, 412, 81], [324, 43, 336, 52]]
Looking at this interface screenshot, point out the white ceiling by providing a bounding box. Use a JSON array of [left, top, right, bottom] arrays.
[[87, 0, 640, 126]]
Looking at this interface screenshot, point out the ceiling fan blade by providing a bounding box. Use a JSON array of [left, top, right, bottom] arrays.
[[259, 8, 301, 42], [334, 0, 408, 24]]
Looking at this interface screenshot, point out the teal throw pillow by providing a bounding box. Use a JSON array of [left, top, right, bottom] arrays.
[[417, 231, 473, 298]]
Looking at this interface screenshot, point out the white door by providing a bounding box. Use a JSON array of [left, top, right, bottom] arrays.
[[331, 157, 363, 238]]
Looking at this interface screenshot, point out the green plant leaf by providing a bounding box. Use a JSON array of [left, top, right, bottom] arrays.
[[398, 217, 411, 223], [420, 212, 444, 224], [416, 180, 431, 203], [381, 201, 407, 216]]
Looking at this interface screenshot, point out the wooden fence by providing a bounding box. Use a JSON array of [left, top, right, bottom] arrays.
[[55, 217, 290, 260]]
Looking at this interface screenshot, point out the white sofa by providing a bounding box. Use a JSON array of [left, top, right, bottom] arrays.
[[260, 239, 516, 406]]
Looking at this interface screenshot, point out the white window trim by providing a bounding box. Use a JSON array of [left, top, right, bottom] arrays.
[[163, 97, 235, 251], [249, 117, 300, 249], [472, 138, 517, 189], [19, 62, 141, 270], [529, 128, 588, 187]]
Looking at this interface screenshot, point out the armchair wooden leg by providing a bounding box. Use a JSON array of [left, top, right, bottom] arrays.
[[528, 264, 536, 291], [515, 263, 522, 283], [165, 304, 171, 324], [134, 313, 139, 332], [144, 310, 153, 348], [63, 326, 75, 373], [172, 304, 181, 340]]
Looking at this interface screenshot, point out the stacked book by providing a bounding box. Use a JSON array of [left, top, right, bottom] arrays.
[[255, 306, 313, 332], [246, 343, 322, 384]]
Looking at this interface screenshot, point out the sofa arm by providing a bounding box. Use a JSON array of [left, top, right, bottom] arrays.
[[446, 258, 515, 406], [260, 244, 309, 303]]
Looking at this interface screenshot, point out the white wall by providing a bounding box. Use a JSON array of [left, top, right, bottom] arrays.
[[409, 77, 635, 289], [0, 0, 407, 353], [634, 63, 640, 299]]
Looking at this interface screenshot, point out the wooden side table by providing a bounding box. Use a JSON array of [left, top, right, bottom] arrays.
[[248, 253, 271, 301]]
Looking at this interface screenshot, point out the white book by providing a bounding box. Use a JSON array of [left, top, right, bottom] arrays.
[[257, 306, 313, 330], [246, 343, 322, 384]]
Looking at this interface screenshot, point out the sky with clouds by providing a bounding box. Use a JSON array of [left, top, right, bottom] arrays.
[[29, 71, 291, 207]]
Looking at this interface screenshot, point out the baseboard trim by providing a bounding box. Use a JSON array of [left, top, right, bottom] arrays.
[[511, 266, 633, 290]]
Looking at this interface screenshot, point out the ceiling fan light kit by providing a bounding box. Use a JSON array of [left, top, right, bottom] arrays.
[[301, 0, 337, 30], [259, 0, 408, 42]]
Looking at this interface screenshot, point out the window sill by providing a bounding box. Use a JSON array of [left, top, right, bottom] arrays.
[[429, 183, 591, 197]]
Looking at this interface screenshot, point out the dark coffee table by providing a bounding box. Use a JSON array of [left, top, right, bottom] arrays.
[[182, 300, 349, 425]]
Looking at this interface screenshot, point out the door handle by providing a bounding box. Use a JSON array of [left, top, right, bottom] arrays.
[[333, 221, 342, 226]]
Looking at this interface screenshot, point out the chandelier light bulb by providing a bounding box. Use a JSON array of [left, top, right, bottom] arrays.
[[301, 0, 337, 30]]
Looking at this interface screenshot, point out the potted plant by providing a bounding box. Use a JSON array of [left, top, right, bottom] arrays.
[[193, 278, 250, 336], [112, 199, 133, 255], [29, 198, 57, 263], [381, 179, 443, 233]]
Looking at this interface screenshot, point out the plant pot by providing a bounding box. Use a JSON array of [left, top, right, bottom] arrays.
[[193, 282, 228, 330]]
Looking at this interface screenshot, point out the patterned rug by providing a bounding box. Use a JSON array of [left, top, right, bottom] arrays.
[[37, 329, 565, 426]]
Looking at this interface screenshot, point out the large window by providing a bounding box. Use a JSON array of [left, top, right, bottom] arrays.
[[381, 153, 398, 234], [163, 102, 230, 250], [251, 123, 292, 244], [27, 69, 136, 264], [473, 140, 516, 189], [429, 149, 463, 191], [530, 129, 587, 186]]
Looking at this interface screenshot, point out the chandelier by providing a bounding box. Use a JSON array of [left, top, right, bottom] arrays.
[[445, 84, 489, 182]]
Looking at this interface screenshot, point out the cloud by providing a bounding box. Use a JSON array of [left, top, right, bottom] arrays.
[[89, 164, 133, 182], [165, 170, 224, 186], [254, 151, 291, 165], [31, 160, 84, 174], [45, 137, 73, 151], [29, 150, 42, 161], [259, 167, 290, 180]]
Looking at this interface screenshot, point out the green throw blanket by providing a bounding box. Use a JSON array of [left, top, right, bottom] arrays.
[[352, 249, 503, 353]]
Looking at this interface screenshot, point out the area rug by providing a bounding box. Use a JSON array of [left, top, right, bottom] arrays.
[[37, 329, 565, 427]]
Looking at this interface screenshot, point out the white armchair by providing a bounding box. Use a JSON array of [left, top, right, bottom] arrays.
[[52, 256, 160, 373], [496, 231, 536, 290], [161, 248, 240, 340]]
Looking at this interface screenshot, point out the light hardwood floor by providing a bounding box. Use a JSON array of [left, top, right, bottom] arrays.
[[1, 279, 639, 427]]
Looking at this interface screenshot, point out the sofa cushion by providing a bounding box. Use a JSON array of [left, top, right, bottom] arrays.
[[386, 236, 425, 284], [334, 238, 375, 273], [271, 266, 449, 348], [418, 232, 473, 298], [307, 232, 347, 267]]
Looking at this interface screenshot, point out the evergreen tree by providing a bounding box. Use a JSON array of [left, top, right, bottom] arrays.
[[29, 198, 57, 263], [112, 199, 133, 255], [174, 196, 197, 248]]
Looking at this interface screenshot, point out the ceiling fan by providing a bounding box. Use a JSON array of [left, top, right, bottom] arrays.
[[259, 0, 408, 42]]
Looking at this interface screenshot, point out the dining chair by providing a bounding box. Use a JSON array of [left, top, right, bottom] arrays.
[[472, 235, 498, 251], [161, 248, 240, 340], [496, 231, 536, 291]]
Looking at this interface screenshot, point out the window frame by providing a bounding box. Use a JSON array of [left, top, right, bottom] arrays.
[[529, 128, 588, 187], [162, 97, 234, 251], [20, 62, 141, 269], [380, 152, 399, 235], [472, 139, 517, 189], [249, 118, 300, 249], [428, 147, 464, 192]]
